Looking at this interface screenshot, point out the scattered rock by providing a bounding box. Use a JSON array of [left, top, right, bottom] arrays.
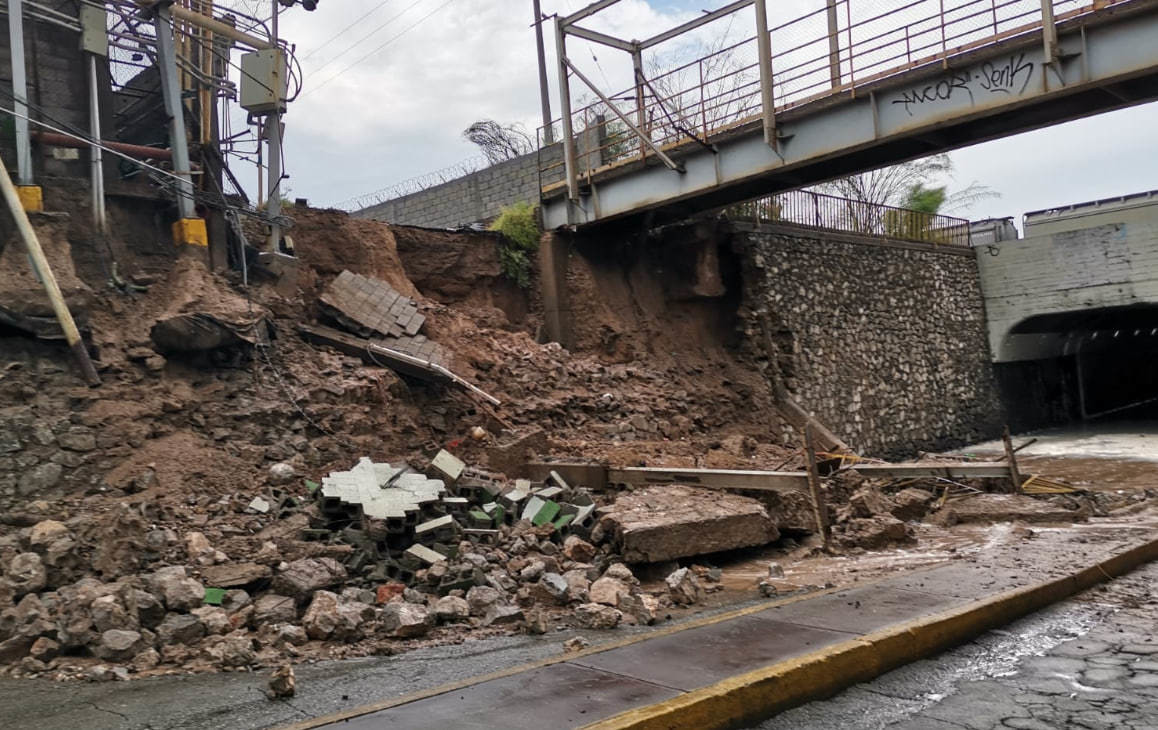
[[483, 604, 524, 626], [834, 516, 916, 550], [563, 637, 589, 653], [574, 602, 622, 629], [253, 594, 297, 625], [767, 562, 785, 578], [28, 520, 69, 549], [268, 463, 296, 486], [155, 613, 206, 646], [269, 664, 295, 698], [891, 488, 934, 521], [589, 577, 630, 607], [665, 567, 701, 606], [271, 558, 347, 598], [380, 602, 431, 638], [148, 567, 206, 611], [94, 629, 146, 661], [562, 535, 596, 563], [4, 553, 46, 596], [432, 595, 470, 622], [619, 593, 660, 625], [466, 585, 501, 616]]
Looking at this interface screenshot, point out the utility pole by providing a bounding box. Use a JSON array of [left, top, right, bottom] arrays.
[[154, 1, 207, 248], [265, 0, 284, 252], [532, 0, 553, 144], [7, 0, 41, 211]]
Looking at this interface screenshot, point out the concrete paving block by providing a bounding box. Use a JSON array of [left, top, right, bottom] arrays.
[[431, 450, 465, 484], [404, 544, 446, 566], [521, 496, 546, 522]]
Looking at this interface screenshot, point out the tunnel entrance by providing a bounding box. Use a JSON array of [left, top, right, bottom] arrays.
[[995, 305, 1158, 430]]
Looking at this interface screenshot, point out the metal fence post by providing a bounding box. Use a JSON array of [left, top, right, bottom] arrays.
[[1041, 0, 1058, 64], [554, 17, 579, 202], [754, 0, 776, 147], [632, 46, 646, 163], [826, 0, 841, 88]]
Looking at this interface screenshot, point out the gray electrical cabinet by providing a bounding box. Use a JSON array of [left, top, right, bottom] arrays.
[[240, 48, 288, 115]]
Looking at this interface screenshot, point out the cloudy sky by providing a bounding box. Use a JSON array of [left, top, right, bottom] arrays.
[[235, 0, 1157, 224]]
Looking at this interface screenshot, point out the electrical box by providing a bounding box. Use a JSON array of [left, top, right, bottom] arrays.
[[79, 5, 108, 57], [240, 49, 288, 115]]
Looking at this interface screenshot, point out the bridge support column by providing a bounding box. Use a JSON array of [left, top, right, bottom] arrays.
[[538, 230, 573, 349]]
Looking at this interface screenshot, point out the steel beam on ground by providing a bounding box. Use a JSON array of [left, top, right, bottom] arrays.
[[607, 466, 809, 494], [852, 462, 1013, 479]]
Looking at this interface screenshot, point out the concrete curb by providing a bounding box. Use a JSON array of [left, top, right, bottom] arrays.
[[580, 535, 1158, 730]]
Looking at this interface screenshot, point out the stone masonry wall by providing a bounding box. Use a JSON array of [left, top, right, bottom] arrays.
[[357, 144, 565, 229], [737, 223, 1004, 458]]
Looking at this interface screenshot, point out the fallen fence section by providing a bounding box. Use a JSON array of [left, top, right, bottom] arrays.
[[297, 323, 500, 407]]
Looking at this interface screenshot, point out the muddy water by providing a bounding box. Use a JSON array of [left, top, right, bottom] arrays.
[[688, 421, 1158, 607]]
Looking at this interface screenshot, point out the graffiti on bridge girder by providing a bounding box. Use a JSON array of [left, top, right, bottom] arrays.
[[891, 52, 1036, 116]]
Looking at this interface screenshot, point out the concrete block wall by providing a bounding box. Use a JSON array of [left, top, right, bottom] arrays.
[[978, 220, 1158, 362], [738, 223, 1004, 458], [357, 145, 565, 229], [0, 4, 92, 180]]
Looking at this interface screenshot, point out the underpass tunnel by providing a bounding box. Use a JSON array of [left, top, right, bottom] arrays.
[[993, 305, 1158, 430]]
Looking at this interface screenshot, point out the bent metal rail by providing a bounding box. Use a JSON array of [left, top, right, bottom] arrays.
[[539, 0, 1131, 193]]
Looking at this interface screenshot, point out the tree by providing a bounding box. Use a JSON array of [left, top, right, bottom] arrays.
[[463, 120, 533, 165]]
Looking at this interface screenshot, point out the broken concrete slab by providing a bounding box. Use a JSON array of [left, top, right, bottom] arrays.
[[597, 485, 779, 563], [934, 494, 1087, 526]]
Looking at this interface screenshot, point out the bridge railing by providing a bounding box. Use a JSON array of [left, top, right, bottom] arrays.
[[541, 0, 1129, 191], [725, 189, 973, 247]]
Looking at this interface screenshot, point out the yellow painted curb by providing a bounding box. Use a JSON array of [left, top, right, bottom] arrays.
[[582, 535, 1158, 730]]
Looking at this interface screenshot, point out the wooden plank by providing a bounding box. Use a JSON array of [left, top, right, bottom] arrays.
[[607, 466, 810, 494], [1003, 425, 1024, 493], [852, 462, 1012, 479], [803, 426, 831, 548]]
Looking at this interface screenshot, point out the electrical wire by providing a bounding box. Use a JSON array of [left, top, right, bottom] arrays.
[[303, 0, 455, 97], [304, 0, 429, 78], [298, 0, 394, 60]]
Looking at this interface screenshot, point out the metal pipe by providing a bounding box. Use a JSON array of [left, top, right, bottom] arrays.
[[631, 47, 645, 163], [533, 0, 554, 144], [0, 151, 101, 385], [31, 131, 180, 162], [87, 55, 106, 234], [8, 0, 32, 186], [826, 0, 840, 88], [554, 16, 579, 202], [265, 0, 282, 251], [153, 4, 196, 220], [133, 0, 271, 50], [754, 0, 776, 146]]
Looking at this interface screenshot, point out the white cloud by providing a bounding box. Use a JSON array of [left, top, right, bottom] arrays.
[[222, 0, 1158, 219]]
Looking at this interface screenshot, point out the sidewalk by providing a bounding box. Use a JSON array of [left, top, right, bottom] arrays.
[[294, 525, 1158, 730]]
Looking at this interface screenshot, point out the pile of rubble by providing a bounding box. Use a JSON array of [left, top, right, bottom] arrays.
[[0, 452, 723, 681]]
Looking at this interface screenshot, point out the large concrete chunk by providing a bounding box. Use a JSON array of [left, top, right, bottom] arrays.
[[598, 486, 778, 563]]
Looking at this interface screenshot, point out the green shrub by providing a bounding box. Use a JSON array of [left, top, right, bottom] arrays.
[[489, 201, 540, 288]]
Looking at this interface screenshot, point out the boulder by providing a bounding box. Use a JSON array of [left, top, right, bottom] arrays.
[[602, 563, 638, 584], [91, 595, 136, 633], [573, 602, 622, 630], [536, 573, 570, 604], [203, 633, 256, 667], [191, 606, 231, 635], [201, 562, 271, 588], [561, 570, 591, 603], [271, 558, 347, 598], [834, 516, 916, 550], [380, 602, 431, 638], [28, 636, 60, 662], [847, 486, 896, 519]]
